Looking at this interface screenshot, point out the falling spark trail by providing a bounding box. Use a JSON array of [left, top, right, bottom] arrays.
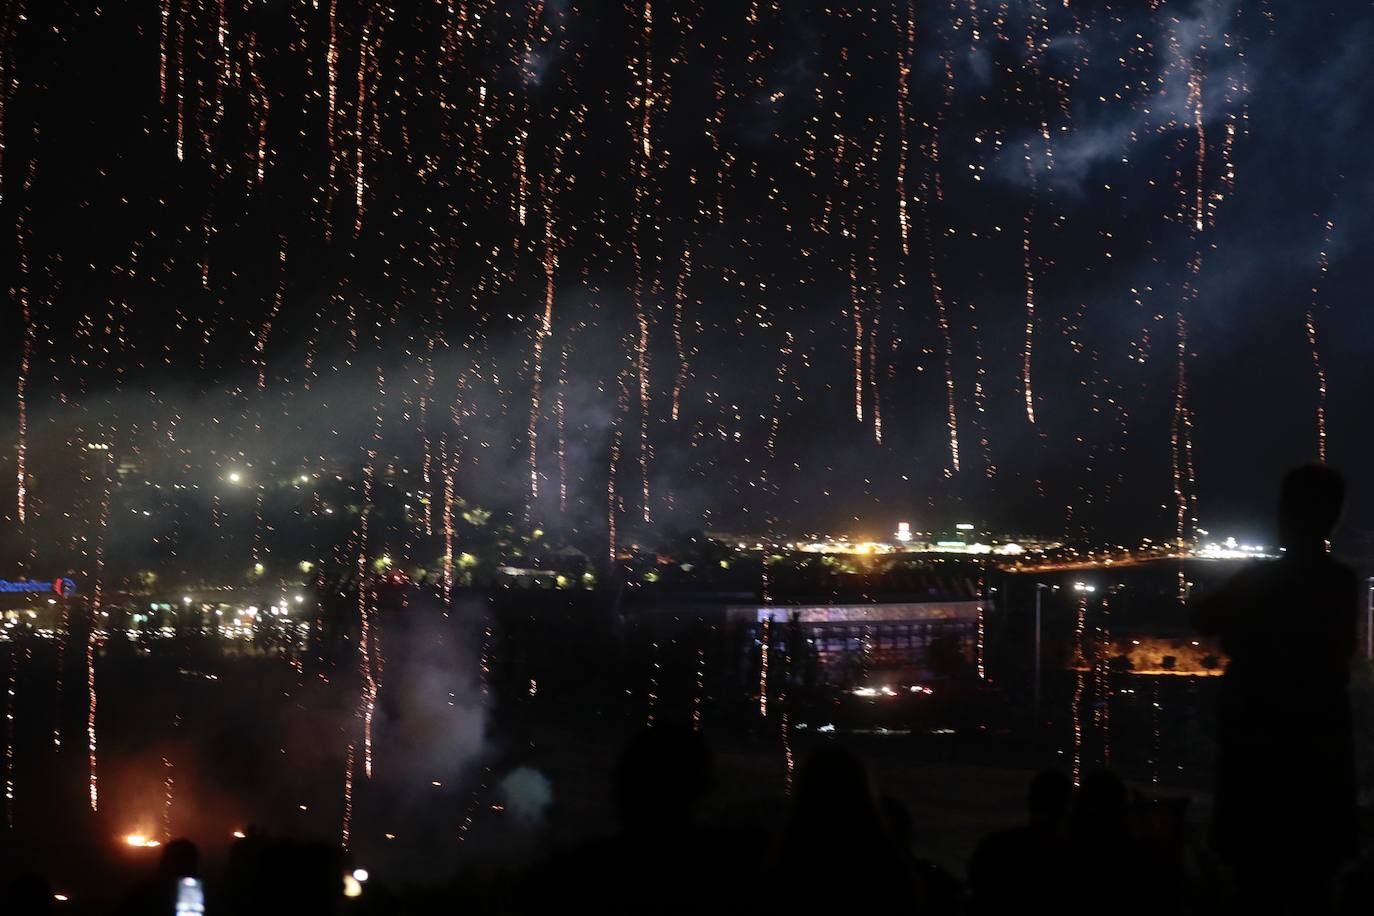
[[1071, 591, 1087, 787], [162, 756, 174, 840], [645, 641, 659, 725], [757, 616, 770, 718], [671, 241, 692, 421], [1150, 679, 1161, 785], [215, 0, 229, 134], [632, 0, 654, 524], [767, 333, 794, 458], [977, 574, 987, 680], [849, 253, 863, 423], [919, 175, 960, 471], [354, 15, 372, 237], [4, 645, 13, 828], [159, 0, 170, 106], [528, 188, 557, 504], [357, 370, 383, 778], [607, 367, 629, 564], [174, 0, 186, 161], [420, 342, 435, 536], [692, 641, 705, 731], [249, 39, 270, 186], [556, 341, 568, 512], [515, 1, 544, 229], [15, 153, 34, 524], [342, 742, 354, 848], [1022, 185, 1037, 425], [781, 706, 793, 794], [53, 602, 66, 750], [1096, 596, 1112, 768], [1306, 217, 1333, 463], [441, 437, 455, 612], [867, 230, 883, 444], [256, 237, 288, 390], [636, 310, 652, 523], [1173, 60, 1207, 592], [1192, 67, 1206, 233], [895, 1, 914, 261], [87, 447, 114, 812], [324, 0, 339, 235]]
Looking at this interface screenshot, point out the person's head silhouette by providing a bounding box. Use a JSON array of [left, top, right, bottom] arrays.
[[1026, 768, 1072, 828], [1072, 771, 1130, 841], [613, 725, 713, 834], [1278, 464, 1345, 553], [157, 838, 199, 880], [787, 747, 895, 853]]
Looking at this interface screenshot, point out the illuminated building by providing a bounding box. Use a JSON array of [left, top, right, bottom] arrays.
[[729, 575, 984, 682]]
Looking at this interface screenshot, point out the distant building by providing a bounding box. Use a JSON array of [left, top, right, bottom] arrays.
[[727, 575, 983, 682]]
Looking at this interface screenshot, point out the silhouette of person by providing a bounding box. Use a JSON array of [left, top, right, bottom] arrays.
[[967, 768, 1072, 916], [116, 838, 200, 915], [770, 747, 920, 913], [525, 726, 728, 915], [1193, 464, 1359, 914], [226, 834, 344, 916], [883, 796, 964, 915], [1068, 770, 1148, 916]]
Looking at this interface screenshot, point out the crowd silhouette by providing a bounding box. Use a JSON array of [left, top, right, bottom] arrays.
[[4, 466, 1369, 914]]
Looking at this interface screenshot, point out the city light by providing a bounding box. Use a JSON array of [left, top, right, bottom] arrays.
[[124, 833, 161, 848], [1193, 537, 1272, 559]]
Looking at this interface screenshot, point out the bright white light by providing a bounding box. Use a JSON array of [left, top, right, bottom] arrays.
[[352, 868, 369, 883], [956, 523, 975, 531], [226, 471, 242, 484], [896, 522, 912, 543]]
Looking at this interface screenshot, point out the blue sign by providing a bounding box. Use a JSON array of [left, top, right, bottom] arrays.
[[0, 578, 77, 595]]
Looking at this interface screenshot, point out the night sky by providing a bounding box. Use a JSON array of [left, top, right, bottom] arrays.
[[2, 1, 1372, 564]]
